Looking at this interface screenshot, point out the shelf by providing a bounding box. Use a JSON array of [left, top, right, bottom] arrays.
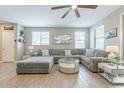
[[99, 73, 124, 84]]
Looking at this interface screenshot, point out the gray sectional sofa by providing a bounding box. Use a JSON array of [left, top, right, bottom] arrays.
[[16, 49, 108, 74]]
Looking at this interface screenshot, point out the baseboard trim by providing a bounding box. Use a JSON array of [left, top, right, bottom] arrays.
[[0, 61, 16, 63]]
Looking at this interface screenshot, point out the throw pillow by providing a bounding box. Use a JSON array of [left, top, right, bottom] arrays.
[[45, 50, 49, 56], [85, 49, 90, 56], [85, 49, 94, 57], [89, 49, 94, 57], [32, 52, 38, 56], [37, 49, 42, 56], [42, 50, 49, 56], [65, 50, 71, 56]]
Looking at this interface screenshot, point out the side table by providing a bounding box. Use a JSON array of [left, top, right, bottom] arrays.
[[98, 61, 124, 84]]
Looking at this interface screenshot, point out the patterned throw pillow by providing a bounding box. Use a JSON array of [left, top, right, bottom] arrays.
[[65, 50, 71, 56], [85, 49, 94, 57], [37, 49, 42, 56], [85, 49, 90, 56], [42, 50, 49, 56], [90, 49, 94, 57], [32, 52, 38, 56]]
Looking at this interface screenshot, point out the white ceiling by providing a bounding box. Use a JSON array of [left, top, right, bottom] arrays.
[[0, 5, 122, 27]]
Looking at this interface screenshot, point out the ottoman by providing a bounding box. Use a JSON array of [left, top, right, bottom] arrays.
[[16, 56, 54, 74], [58, 58, 79, 74]]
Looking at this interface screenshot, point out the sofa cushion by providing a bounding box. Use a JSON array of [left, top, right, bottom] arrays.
[[50, 49, 59, 55], [85, 49, 94, 57], [65, 50, 71, 56], [18, 56, 53, 68], [42, 50, 49, 56], [78, 49, 86, 55], [81, 56, 90, 63], [58, 49, 65, 56], [17, 56, 54, 74], [50, 49, 65, 56], [94, 50, 107, 57], [71, 49, 79, 55]]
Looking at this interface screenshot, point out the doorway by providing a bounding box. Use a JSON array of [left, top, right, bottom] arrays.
[[2, 31, 15, 62]]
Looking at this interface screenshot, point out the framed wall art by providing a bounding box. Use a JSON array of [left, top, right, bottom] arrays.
[[105, 28, 117, 39], [53, 34, 72, 44]]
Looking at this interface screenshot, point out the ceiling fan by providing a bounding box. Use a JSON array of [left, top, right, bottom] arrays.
[[51, 5, 98, 19]]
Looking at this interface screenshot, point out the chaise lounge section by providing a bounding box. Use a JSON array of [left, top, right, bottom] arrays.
[[16, 56, 54, 74]]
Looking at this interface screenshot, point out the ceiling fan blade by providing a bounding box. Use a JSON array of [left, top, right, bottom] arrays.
[[61, 8, 71, 19], [51, 5, 71, 10], [78, 5, 98, 9], [74, 8, 80, 18]]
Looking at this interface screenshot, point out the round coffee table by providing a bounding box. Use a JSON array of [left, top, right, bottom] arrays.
[[58, 58, 79, 74]]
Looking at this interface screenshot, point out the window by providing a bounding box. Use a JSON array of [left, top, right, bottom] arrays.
[[95, 25, 104, 49], [75, 32, 85, 48], [32, 32, 49, 45]]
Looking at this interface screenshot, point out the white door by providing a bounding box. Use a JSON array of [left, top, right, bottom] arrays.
[[2, 31, 14, 62]]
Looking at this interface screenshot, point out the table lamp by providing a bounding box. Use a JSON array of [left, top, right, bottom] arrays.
[[106, 45, 118, 61]]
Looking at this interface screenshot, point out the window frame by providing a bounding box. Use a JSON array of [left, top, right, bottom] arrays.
[[31, 31, 49, 45], [95, 25, 105, 50], [75, 32, 85, 48]]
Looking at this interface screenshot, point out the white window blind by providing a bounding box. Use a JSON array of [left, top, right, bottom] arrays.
[[32, 32, 49, 45], [95, 25, 104, 49], [75, 32, 85, 48]]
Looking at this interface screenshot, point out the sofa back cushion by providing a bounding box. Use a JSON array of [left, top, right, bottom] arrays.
[[71, 49, 86, 55], [50, 49, 59, 55], [49, 49, 86, 56], [71, 49, 79, 55], [78, 49, 86, 55], [94, 50, 108, 57], [49, 49, 65, 56]]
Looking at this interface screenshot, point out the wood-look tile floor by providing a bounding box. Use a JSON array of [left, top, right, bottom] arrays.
[[0, 63, 124, 88]]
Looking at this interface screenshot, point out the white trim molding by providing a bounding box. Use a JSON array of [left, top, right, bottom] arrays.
[[120, 12, 124, 60]]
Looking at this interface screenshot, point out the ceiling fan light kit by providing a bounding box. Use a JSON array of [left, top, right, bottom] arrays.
[[71, 5, 77, 9], [51, 5, 98, 19]]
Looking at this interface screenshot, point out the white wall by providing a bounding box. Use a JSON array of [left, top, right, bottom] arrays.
[[90, 27, 95, 48], [17, 25, 25, 60], [24, 27, 90, 53]]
